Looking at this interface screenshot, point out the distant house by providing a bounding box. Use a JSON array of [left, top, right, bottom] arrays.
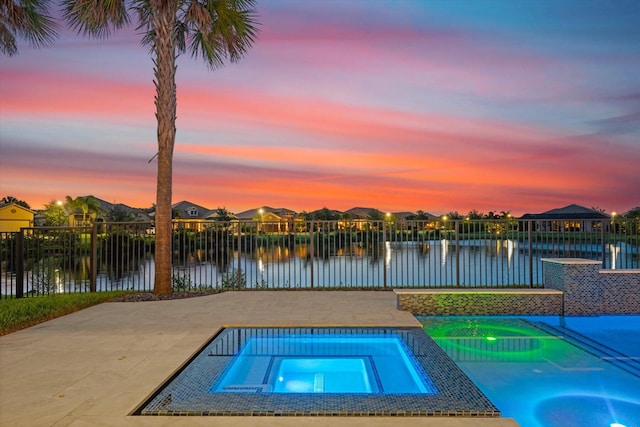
[[343, 207, 384, 220], [172, 201, 211, 220], [391, 212, 415, 221], [67, 196, 151, 226], [204, 209, 238, 221], [171, 201, 214, 231], [520, 204, 610, 232], [94, 197, 152, 223], [0, 202, 35, 232], [340, 207, 386, 230], [236, 206, 297, 233]]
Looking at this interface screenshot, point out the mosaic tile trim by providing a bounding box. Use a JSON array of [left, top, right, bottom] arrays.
[[134, 327, 500, 417], [396, 290, 562, 316]]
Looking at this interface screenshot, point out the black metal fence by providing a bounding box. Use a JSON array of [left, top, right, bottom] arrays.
[[1, 218, 637, 297]]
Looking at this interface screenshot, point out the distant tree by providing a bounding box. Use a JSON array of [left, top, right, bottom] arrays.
[[308, 207, 339, 220], [212, 207, 233, 222], [1, 196, 30, 209], [0, 0, 57, 56], [106, 205, 136, 222], [623, 206, 640, 219], [172, 208, 182, 219], [407, 210, 433, 220], [384, 212, 397, 224], [591, 206, 606, 213], [367, 209, 384, 220], [467, 209, 484, 220], [65, 195, 101, 225], [444, 211, 462, 220], [41, 200, 67, 226]]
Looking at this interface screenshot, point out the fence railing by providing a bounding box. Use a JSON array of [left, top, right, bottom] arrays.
[[1, 218, 638, 297]]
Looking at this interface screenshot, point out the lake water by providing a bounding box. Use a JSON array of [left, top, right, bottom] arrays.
[[2, 239, 636, 294]]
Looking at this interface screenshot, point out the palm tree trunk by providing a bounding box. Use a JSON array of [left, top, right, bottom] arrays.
[[152, 1, 177, 295]]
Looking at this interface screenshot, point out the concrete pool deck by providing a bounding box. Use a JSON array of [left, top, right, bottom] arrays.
[[0, 291, 519, 427]]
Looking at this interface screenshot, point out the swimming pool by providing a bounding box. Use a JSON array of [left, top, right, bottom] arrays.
[[419, 316, 640, 427], [213, 335, 433, 394], [134, 326, 499, 416]]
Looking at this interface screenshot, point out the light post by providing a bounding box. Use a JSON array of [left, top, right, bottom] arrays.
[[56, 200, 69, 226], [611, 211, 617, 235]]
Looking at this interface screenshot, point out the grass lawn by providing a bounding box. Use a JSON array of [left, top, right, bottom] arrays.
[[0, 292, 129, 336]]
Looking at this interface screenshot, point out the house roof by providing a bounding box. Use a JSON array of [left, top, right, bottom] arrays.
[[344, 207, 384, 219], [172, 201, 212, 220], [392, 211, 417, 220], [204, 209, 238, 220], [520, 204, 610, 220], [0, 202, 36, 214], [235, 206, 296, 220], [90, 196, 134, 214]]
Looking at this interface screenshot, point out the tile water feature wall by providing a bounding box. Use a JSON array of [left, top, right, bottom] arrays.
[[542, 258, 640, 315], [396, 259, 640, 316]]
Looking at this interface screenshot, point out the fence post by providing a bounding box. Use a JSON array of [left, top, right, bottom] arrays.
[[309, 221, 314, 289], [382, 219, 388, 288], [601, 220, 606, 268], [90, 224, 98, 292], [528, 220, 533, 287], [16, 229, 24, 298], [237, 222, 242, 290], [455, 220, 461, 287]]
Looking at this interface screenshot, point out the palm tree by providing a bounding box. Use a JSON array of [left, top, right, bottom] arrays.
[[65, 195, 102, 225], [61, 0, 258, 294], [1, 0, 57, 56]]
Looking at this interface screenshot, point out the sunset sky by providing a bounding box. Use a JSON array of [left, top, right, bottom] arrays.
[[1, 0, 639, 216]]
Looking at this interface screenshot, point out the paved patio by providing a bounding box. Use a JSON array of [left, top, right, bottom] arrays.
[[0, 291, 519, 426]]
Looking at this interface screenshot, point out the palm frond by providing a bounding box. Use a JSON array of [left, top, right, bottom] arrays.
[[61, 0, 130, 39], [183, 0, 258, 69], [1, 0, 58, 56]]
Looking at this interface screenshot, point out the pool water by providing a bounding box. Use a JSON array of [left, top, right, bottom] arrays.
[[213, 335, 431, 394], [273, 358, 373, 393], [419, 316, 640, 427]]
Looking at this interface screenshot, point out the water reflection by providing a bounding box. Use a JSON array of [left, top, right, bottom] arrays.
[[4, 239, 637, 294]]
